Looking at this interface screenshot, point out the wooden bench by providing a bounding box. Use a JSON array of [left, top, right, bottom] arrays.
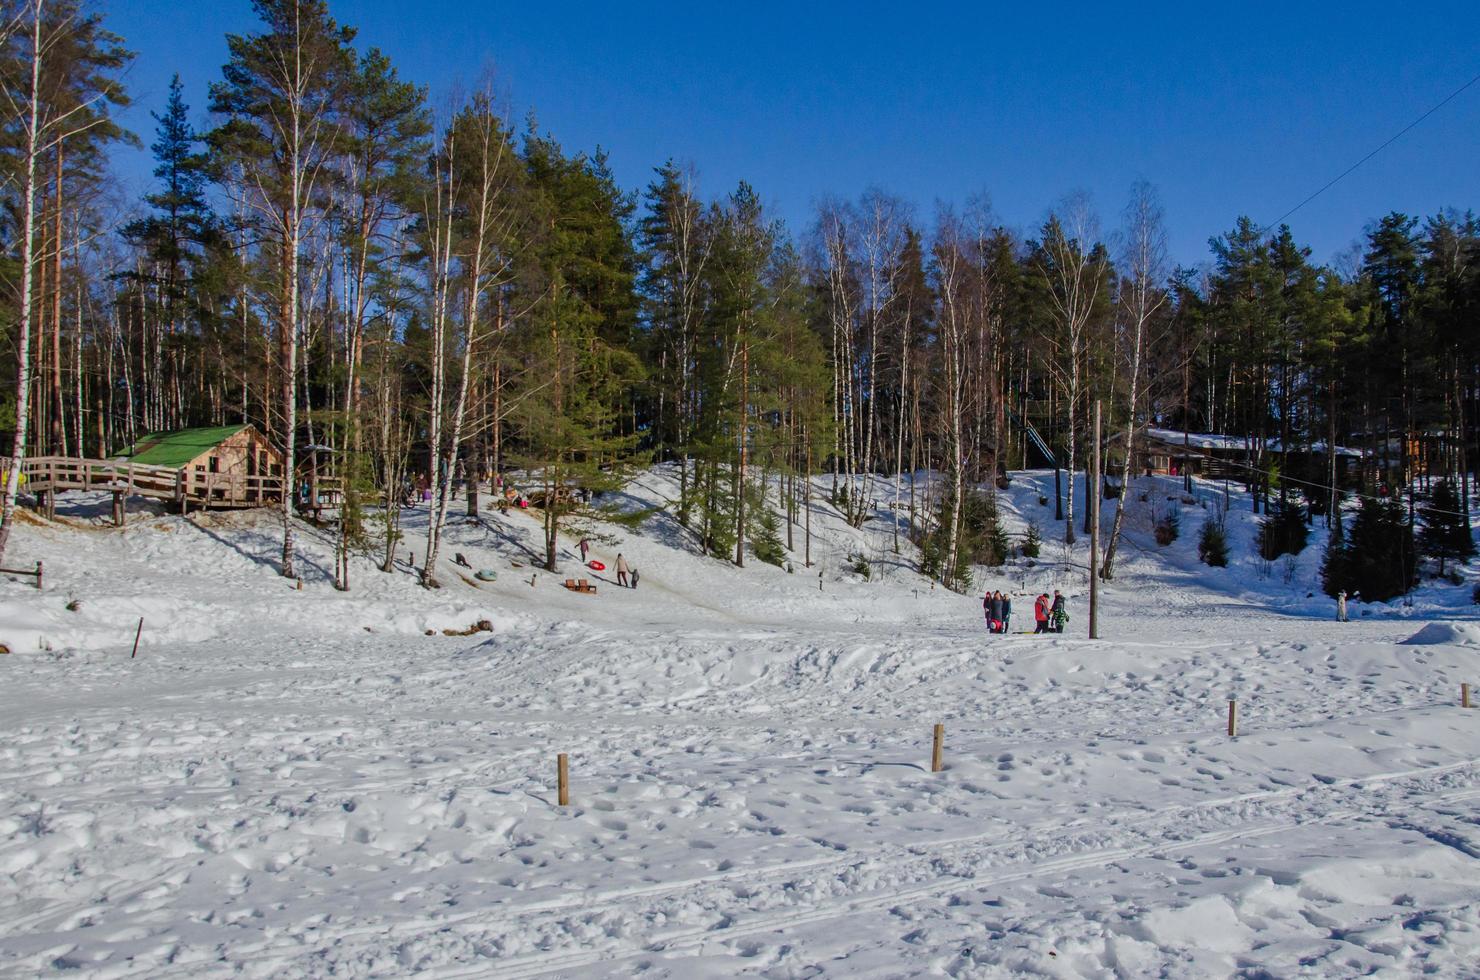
[[563, 578, 597, 594]]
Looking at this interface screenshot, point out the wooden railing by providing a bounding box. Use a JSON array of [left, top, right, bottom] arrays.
[[1, 455, 287, 509]]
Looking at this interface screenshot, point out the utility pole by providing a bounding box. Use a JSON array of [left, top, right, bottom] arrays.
[[1089, 399, 1101, 639]]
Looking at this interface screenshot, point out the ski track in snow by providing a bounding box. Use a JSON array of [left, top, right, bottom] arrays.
[[1, 467, 1479, 977]]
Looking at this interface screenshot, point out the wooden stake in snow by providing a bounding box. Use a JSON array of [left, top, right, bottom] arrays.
[[296, 577, 303, 591], [557, 753, 570, 806], [0, 561, 42, 589], [931, 723, 944, 773], [130, 617, 143, 659], [1463, 683, 1471, 709], [1227, 699, 1238, 737]]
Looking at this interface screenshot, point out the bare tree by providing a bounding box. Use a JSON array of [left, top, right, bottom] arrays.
[[1101, 181, 1169, 579], [422, 90, 521, 587], [1034, 192, 1108, 546], [931, 208, 971, 588]]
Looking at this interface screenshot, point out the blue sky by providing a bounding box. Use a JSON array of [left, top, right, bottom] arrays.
[[106, 1, 1480, 266]]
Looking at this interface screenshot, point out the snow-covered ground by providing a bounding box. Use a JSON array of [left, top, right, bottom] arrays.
[[1, 468, 1478, 977]]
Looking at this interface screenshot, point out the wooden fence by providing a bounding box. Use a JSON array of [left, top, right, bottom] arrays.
[[0, 454, 287, 518]]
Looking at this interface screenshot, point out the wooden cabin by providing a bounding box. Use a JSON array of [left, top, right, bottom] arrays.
[[1137, 428, 1364, 486], [118, 424, 284, 506]]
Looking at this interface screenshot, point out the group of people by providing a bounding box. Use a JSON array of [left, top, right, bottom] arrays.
[[578, 538, 640, 589], [984, 588, 1070, 634], [1033, 590, 1069, 633], [983, 590, 1013, 633]]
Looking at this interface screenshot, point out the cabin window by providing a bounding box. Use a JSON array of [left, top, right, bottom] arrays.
[[208, 456, 219, 473]]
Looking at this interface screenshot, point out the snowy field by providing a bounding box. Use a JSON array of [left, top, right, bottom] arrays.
[[1, 468, 1478, 977]]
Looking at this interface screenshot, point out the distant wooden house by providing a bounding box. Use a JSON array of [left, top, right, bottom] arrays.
[[118, 424, 283, 506], [1137, 428, 1364, 484]]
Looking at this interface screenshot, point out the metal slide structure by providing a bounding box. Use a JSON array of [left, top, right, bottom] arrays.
[[1006, 408, 1057, 468]]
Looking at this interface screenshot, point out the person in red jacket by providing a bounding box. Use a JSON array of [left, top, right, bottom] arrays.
[[1033, 593, 1051, 634]]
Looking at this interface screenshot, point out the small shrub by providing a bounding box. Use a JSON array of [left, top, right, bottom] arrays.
[[1197, 517, 1228, 567], [1154, 509, 1180, 546], [850, 553, 871, 580]]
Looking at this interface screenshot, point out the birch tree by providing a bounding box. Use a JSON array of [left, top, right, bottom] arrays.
[[0, 0, 129, 563], [422, 92, 521, 587], [1101, 180, 1168, 579], [1032, 193, 1109, 546], [209, 0, 353, 578]]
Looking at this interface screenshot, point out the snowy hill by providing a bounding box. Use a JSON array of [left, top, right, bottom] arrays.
[[1, 470, 1478, 976]]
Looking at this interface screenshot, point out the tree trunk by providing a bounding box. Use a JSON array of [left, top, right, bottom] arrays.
[[0, 14, 44, 565]]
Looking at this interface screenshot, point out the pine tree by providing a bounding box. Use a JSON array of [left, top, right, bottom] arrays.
[[1256, 500, 1309, 560], [124, 75, 217, 294], [971, 492, 1010, 568], [1418, 478, 1475, 576], [511, 132, 645, 572], [1344, 496, 1417, 602], [1320, 513, 1350, 598], [1022, 520, 1042, 558], [1198, 515, 1229, 567], [750, 501, 786, 567], [208, 0, 355, 578]]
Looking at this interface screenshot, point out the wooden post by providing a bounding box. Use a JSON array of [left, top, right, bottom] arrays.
[[112, 490, 123, 527], [931, 723, 944, 773], [1089, 399, 1101, 639], [557, 753, 570, 806], [1227, 699, 1238, 737], [130, 617, 143, 659], [1463, 683, 1471, 709], [296, 576, 303, 591], [34, 560, 42, 590]]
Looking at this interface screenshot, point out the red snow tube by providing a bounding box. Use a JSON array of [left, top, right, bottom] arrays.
[[587, 560, 606, 571]]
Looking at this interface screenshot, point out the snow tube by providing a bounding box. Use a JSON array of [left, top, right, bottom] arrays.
[[475, 569, 498, 582], [587, 560, 606, 571]]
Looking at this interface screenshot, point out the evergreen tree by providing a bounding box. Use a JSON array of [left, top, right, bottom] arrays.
[[1320, 512, 1350, 598], [749, 500, 786, 567], [1022, 520, 1042, 558], [920, 478, 973, 589], [1256, 500, 1308, 560], [510, 132, 645, 571], [1418, 478, 1475, 575], [1343, 496, 1417, 602], [1198, 514, 1229, 567], [124, 75, 218, 294]]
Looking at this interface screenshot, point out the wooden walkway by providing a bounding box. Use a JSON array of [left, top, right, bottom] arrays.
[[2, 454, 287, 522]]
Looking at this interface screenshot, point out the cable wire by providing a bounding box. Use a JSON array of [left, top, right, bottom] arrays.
[[1261, 70, 1480, 235]]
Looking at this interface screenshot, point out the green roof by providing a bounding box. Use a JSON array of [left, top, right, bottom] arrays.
[[121, 425, 251, 468]]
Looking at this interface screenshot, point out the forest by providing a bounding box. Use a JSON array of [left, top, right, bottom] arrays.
[[1, 0, 1476, 599]]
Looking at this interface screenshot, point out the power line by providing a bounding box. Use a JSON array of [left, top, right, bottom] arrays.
[[1261, 69, 1480, 236]]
